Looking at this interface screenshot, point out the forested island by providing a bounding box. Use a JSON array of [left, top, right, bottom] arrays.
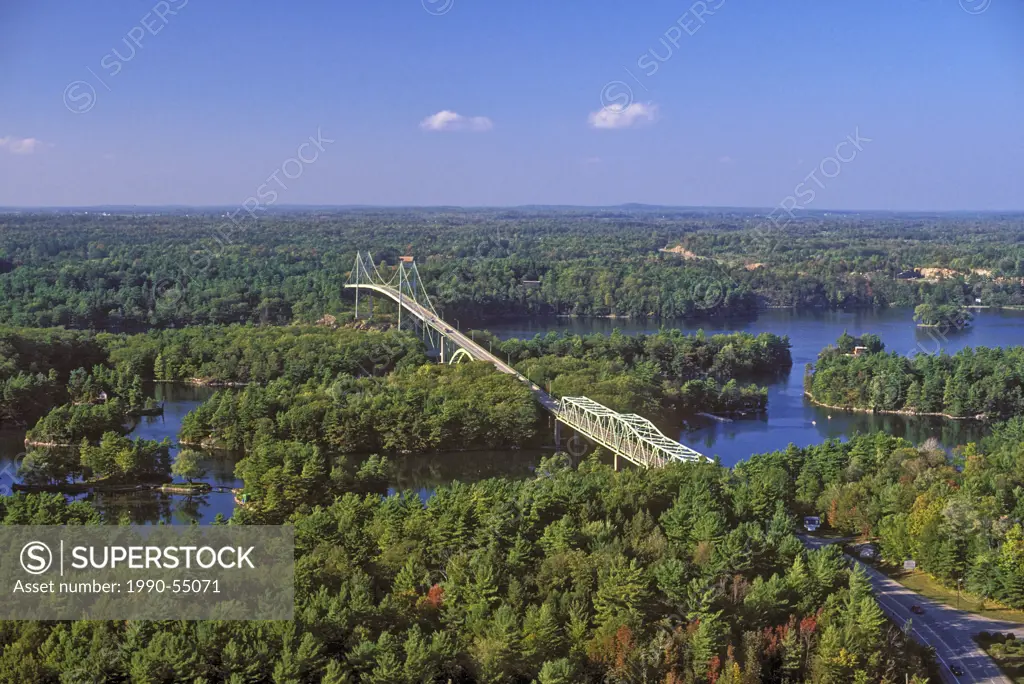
[[3, 325, 791, 459], [913, 302, 973, 328], [805, 333, 1024, 419], [501, 329, 789, 417]]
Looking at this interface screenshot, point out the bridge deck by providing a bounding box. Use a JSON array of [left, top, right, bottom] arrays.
[[346, 283, 559, 411], [345, 282, 704, 466]]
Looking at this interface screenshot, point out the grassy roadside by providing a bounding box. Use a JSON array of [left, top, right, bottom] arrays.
[[810, 536, 1024, 623], [975, 633, 1024, 683], [875, 564, 1024, 624]]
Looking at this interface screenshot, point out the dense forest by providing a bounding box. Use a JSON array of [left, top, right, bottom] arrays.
[[498, 329, 790, 416], [2, 209, 1023, 329], [179, 363, 540, 453], [108, 325, 428, 385], [0, 327, 107, 427], [741, 422, 1024, 610], [805, 333, 1024, 418], [0, 453, 934, 683], [170, 328, 790, 455]]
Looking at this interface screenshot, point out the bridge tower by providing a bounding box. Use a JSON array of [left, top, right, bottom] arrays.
[[347, 251, 442, 345]]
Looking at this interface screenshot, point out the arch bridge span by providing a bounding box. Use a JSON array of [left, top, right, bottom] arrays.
[[345, 252, 707, 468]]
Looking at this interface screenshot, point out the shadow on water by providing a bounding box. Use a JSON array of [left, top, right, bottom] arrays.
[[380, 449, 552, 501], [78, 490, 239, 525]]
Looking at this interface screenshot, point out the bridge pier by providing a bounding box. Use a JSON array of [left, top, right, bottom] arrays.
[[614, 451, 619, 472], [554, 420, 561, 449]]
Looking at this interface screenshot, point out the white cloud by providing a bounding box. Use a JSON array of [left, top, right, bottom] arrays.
[[719, 155, 734, 164], [588, 102, 658, 130], [419, 110, 493, 132], [0, 136, 44, 155]]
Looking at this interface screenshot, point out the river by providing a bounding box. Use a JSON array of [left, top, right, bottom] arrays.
[[479, 307, 1024, 465], [0, 382, 548, 524], [1, 308, 1020, 523]]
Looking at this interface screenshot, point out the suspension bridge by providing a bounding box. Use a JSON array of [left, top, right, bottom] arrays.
[[345, 252, 707, 469]]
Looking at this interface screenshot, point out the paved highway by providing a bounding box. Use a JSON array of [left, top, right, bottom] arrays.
[[801, 536, 1023, 683]]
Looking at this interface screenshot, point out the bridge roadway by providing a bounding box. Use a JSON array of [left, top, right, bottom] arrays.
[[344, 283, 560, 412], [345, 281, 706, 467]]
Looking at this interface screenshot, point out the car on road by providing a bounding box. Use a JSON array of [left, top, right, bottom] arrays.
[[910, 605, 924, 615], [949, 664, 964, 677]]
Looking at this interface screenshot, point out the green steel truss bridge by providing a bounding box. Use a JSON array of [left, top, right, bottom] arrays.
[[345, 252, 707, 469]]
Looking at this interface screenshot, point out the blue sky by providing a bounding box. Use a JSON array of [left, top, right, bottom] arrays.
[[1, 0, 1021, 209]]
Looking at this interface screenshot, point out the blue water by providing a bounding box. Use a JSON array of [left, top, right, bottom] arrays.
[[95, 383, 241, 524], [2, 308, 1021, 521], [479, 308, 1022, 466], [0, 384, 240, 524]]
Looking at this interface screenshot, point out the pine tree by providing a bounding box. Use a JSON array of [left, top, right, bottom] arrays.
[[785, 554, 814, 613], [536, 658, 576, 684], [653, 557, 690, 604], [845, 563, 873, 605], [943, 376, 966, 417], [690, 610, 726, 678], [905, 380, 922, 410], [593, 556, 650, 629], [848, 597, 886, 662], [566, 600, 591, 657], [999, 568, 1024, 608], [767, 501, 797, 541], [272, 630, 325, 683], [810, 624, 848, 683], [368, 652, 403, 684], [392, 557, 429, 597], [521, 601, 561, 668], [779, 618, 803, 683], [470, 604, 522, 684], [402, 625, 437, 684]]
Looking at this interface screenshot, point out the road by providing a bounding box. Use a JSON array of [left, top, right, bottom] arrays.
[[801, 536, 1023, 683]]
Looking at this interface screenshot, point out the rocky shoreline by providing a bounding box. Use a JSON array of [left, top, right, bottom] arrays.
[[803, 391, 986, 421]]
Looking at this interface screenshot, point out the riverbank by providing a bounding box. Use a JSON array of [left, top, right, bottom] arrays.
[[13, 477, 174, 495], [804, 391, 986, 421], [915, 322, 972, 329], [155, 378, 250, 388], [968, 305, 1024, 311]]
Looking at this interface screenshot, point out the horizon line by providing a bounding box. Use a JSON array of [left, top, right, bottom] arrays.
[[1, 203, 1022, 215]]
